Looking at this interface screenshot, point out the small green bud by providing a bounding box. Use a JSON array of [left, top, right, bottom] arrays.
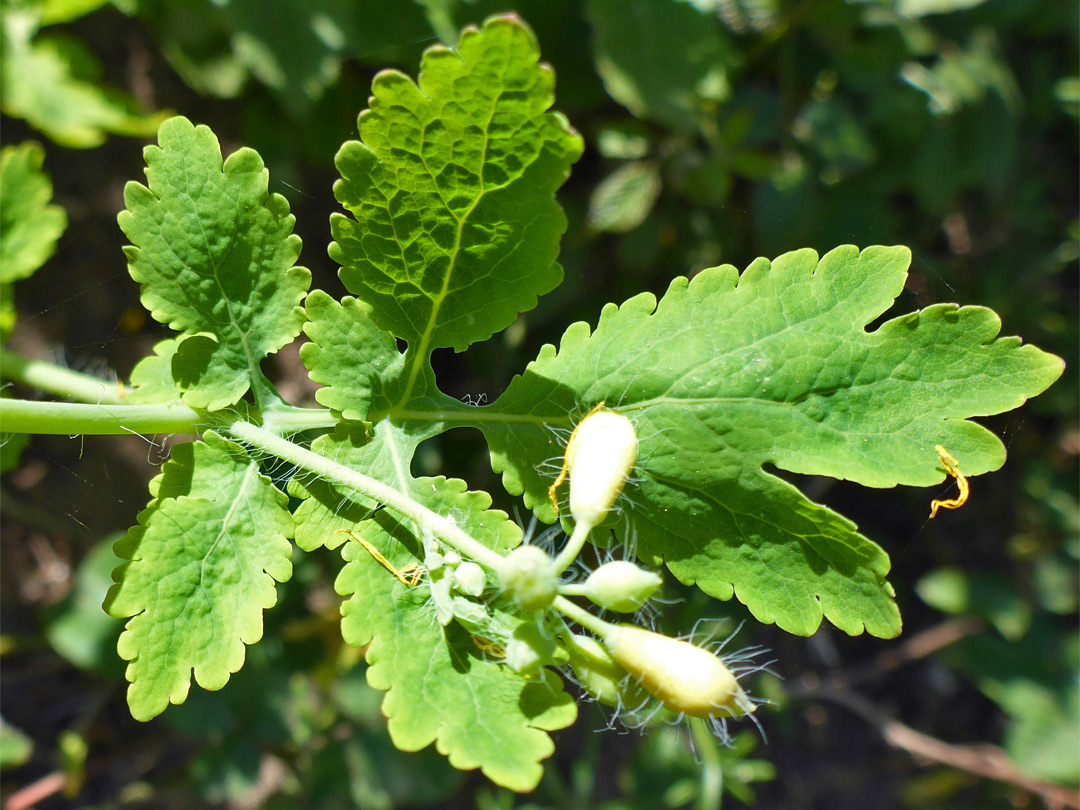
[[452, 561, 487, 596], [582, 561, 662, 612], [499, 545, 557, 612]]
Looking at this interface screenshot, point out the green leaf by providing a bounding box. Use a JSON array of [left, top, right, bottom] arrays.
[[289, 422, 424, 553], [40, 0, 111, 25], [0, 718, 32, 770], [299, 291, 404, 423], [0, 431, 30, 473], [948, 621, 1080, 784], [0, 142, 67, 285], [45, 535, 124, 674], [586, 160, 662, 234], [0, 11, 169, 148], [333, 470, 575, 791], [467, 245, 1063, 637], [586, 0, 731, 132], [118, 116, 311, 410], [126, 338, 182, 404], [105, 431, 294, 721], [916, 567, 1032, 640], [299, 290, 464, 422], [329, 14, 583, 374]]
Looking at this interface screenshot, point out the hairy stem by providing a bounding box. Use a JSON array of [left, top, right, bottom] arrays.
[[228, 420, 509, 575], [553, 521, 592, 574], [552, 595, 612, 637], [0, 395, 337, 436], [1, 348, 129, 404], [0, 398, 205, 435]]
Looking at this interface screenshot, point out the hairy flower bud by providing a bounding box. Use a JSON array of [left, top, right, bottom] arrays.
[[566, 408, 638, 529], [582, 561, 662, 612], [499, 545, 557, 612], [601, 625, 754, 718]]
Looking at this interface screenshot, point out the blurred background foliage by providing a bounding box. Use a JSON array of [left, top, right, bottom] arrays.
[[0, 0, 1076, 807]]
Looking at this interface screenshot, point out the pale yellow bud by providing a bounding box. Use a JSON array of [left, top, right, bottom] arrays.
[[601, 624, 754, 718], [566, 408, 638, 529]]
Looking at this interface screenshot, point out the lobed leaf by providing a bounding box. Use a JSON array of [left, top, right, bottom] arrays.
[[0, 142, 67, 284], [299, 290, 464, 423], [333, 466, 574, 791], [329, 14, 583, 371], [0, 141, 67, 338], [126, 338, 181, 404], [299, 291, 404, 423], [105, 432, 294, 721], [464, 245, 1063, 637], [289, 422, 425, 553], [118, 116, 311, 410]]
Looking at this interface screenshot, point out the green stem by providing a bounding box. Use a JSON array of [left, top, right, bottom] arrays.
[[0, 394, 338, 437], [552, 595, 613, 638], [259, 406, 340, 434], [553, 521, 592, 574], [227, 420, 509, 575], [691, 718, 724, 810], [0, 398, 205, 435], [1, 348, 129, 404]]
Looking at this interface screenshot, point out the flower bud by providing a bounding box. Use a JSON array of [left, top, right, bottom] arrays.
[[601, 625, 754, 718], [498, 545, 557, 612], [582, 561, 662, 612], [566, 408, 638, 529], [452, 561, 487, 596]]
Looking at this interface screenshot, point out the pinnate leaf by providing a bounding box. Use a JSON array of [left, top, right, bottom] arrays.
[[118, 116, 311, 410], [333, 467, 575, 791], [329, 14, 583, 359], [468, 245, 1063, 637], [105, 432, 293, 721]]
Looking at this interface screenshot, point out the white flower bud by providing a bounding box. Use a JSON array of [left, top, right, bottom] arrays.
[[582, 561, 662, 612], [452, 561, 487, 597], [601, 625, 754, 718], [566, 408, 638, 529], [498, 545, 557, 612]]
